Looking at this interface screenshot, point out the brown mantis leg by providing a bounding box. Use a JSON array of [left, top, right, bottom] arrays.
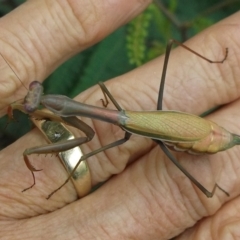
[[98, 82, 123, 111], [47, 131, 131, 199], [22, 115, 95, 192], [156, 39, 229, 197]]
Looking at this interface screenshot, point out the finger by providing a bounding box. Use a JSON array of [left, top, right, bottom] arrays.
[[161, 12, 240, 115], [0, 0, 151, 113], [175, 196, 240, 239], [77, 12, 240, 117]]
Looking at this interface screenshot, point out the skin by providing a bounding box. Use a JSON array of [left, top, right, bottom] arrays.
[[0, 0, 240, 239]]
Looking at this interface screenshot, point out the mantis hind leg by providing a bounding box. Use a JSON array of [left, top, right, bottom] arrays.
[[157, 39, 229, 197], [157, 141, 229, 197], [47, 131, 131, 199]]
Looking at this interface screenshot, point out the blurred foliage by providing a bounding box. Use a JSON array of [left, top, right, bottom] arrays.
[[0, 0, 239, 149], [127, 0, 240, 65], [126, 5, 154, 66]]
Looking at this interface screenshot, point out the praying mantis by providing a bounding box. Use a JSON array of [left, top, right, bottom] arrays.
[[6, 39, 238, 199]]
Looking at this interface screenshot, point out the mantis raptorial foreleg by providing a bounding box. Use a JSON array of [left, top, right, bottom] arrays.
[[10, 107, 96, 192]]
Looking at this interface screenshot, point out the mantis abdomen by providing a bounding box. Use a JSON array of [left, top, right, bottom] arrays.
[[122, 110, 240, 154]]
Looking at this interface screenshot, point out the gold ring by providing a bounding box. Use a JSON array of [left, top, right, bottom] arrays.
[[31, 111, 91, 198]]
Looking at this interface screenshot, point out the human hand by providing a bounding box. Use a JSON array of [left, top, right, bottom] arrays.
[[0, 0, 240, 239]]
